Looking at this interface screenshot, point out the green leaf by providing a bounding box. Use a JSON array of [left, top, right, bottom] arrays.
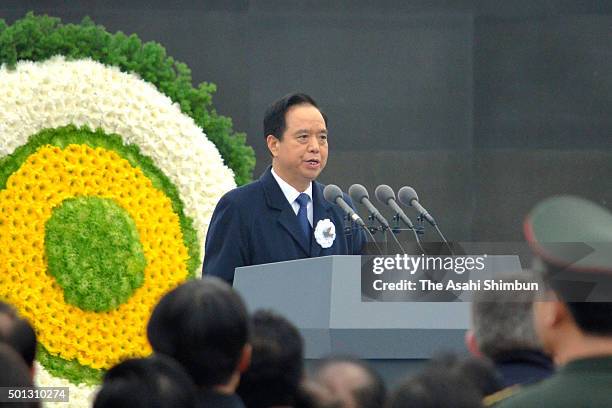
[[37, 345, 103, 386]]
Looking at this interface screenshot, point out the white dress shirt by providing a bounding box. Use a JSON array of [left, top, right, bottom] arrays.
[[271, 168, 313, 227]]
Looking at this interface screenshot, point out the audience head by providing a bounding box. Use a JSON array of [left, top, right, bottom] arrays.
[[0, 300, 37, 370], [237, 309, 304, 408], [388, 365, 483, 408], [388, 353, 500, 408], [94, 355, 197, 408], [523, 196, 612, 361], [426, 353, 502, 398], [0, 343, 39, 407], [147, 278, 250, 389], [314, 356, 386, 408], [466, 273, 543, 359], [296, 379, 342, 408]]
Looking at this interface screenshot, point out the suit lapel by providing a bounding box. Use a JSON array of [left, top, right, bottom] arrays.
[[260, 167, 311, 255], [310, 181, 333, 257]]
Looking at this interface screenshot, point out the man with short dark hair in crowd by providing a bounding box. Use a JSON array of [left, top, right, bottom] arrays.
[[0, 301, 37, 375], [428, 354, 502, 399], [94, 355, 198, 408], [314, 356, 386, 408], [465, 273, 553, 392], [498, 196, 612, 407], [203, 93, 365, 283], [147, 278, 251, 408], [388, 357, 488, 408], [237, 310, 304, 408]]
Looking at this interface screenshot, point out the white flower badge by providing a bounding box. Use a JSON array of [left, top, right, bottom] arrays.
[[314, 219, 336, 248]]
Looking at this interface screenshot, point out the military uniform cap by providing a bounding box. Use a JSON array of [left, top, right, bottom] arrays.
[[523, 195, 612, 301], [524, 195, 612, 273]]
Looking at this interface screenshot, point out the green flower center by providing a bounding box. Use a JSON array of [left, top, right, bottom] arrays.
[[45, 196, 147, 312]]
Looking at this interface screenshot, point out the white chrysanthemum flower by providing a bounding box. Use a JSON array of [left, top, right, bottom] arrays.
[[0, 56, 236, 256], [1, 56, 239, 407], [34, 363, 98, 408]]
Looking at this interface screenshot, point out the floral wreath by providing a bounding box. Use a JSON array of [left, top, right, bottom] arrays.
[[0, 13, 252, 406]]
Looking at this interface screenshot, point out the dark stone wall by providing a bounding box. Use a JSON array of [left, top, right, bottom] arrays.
[[3, 1, 610, 242]]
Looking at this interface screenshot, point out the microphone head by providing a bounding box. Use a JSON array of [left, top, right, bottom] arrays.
[[348, 184, 369, 204], [398, 186, 419, 207], [323, 184, 344, 204], [374, 184, 396, 205]]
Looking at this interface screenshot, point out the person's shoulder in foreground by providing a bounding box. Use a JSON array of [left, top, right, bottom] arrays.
[[495, 356, 612, 407], [495, 195, 612, 407]]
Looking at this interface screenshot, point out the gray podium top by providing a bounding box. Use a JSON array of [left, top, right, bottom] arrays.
[[233, 255, 493, 359]]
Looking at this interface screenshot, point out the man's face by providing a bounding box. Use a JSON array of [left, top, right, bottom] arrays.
[[267, 103, 328, 191]]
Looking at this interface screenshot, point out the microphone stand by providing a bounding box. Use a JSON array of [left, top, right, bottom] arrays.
[[415, 214, 454, 256], [345, 214, 383, 255], [393, 214, 426, 255], [413, 215, 425, 236], [367, 213, 388, 253], [365, 212, 399, 254], [343, 214, 354, 254]]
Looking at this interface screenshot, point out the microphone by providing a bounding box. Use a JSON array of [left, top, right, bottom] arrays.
[[323, 184, 366, 227], [397, 186, 436, 226], [398, 186, 452, 255], [348, 184, 390, 228], [374, 185, 414, 229]]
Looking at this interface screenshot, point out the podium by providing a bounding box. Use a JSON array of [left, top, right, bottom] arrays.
[[233, 255, 471, 378]]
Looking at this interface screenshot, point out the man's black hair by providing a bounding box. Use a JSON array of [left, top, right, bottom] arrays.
[[94, 355, 197, 408], [237, 309, 304, 408], [388, 367, 484, 408], [263, 93, 327, 141], [0, 301, 37, 368], [147, 278, 249, 387], [426, 353, 502, 398]]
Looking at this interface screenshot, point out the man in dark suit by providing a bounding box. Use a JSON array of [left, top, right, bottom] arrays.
[[203, 93, 365, 283]]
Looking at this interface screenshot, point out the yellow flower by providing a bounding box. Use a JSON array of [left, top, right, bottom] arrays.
[[0, 144, 189, 369]]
